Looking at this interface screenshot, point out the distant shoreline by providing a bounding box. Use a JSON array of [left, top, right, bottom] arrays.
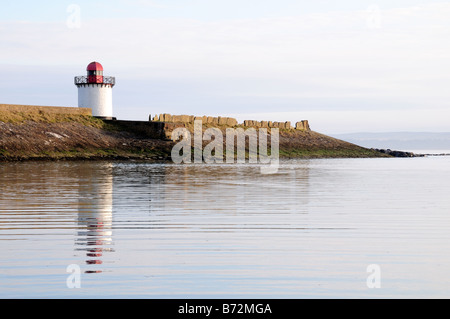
[[416, 152, 450, 157]]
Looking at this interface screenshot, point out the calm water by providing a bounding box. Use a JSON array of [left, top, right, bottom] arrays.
[[1, 157, 450, 298]]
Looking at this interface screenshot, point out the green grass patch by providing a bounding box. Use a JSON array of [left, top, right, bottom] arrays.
[[279, 147, 390, 158], [0, 111, 105, 128], [0, 149, 10, 157]]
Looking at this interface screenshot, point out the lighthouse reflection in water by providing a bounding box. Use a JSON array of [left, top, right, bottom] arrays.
[[75, 163, 114, 274]]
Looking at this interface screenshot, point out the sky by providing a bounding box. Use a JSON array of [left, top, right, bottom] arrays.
[[1, 0, 450, 133]]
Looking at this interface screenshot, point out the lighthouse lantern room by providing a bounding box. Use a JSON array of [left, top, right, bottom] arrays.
[[75, 61, 115, 120]]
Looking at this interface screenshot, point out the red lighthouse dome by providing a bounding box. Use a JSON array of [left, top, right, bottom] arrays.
[[86, 61, 104, 83], [87, 62, 104, 71]]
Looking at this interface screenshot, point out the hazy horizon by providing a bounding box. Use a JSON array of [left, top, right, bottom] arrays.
[[329, 131, 450, 151]]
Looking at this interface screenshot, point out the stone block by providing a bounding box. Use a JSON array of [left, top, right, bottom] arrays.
[[180, 115, 190, 123], [226, 117, 238, 126], [162, 113, 172, 122], [218, 116, 228, 125], [302, 120, 310, 131], [295, 121, 310, 131]]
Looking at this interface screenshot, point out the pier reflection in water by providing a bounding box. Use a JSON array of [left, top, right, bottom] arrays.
[[67, 161, 310, 280], [75, 163, 114, 274]]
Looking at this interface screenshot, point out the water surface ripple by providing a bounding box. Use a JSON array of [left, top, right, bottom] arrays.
[[1, 158, 450, 298]]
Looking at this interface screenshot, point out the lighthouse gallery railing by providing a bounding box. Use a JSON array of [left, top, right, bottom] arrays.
[[74, 76, 115, 86]]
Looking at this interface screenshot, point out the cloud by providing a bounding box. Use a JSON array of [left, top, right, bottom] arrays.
[[1, 2, 450, 129], [3, 3, 449, 65], [118, 0, 173, 9]]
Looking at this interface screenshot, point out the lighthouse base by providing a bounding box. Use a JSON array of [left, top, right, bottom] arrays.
[[95, 116, 117, 121], [77, 84, 113, 119]]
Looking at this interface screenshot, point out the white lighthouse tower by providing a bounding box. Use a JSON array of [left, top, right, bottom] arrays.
[[74, 61, 115, 119]]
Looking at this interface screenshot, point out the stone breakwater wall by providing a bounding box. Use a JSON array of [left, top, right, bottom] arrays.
[[242, 119, 310, 130], [0, 104, 92, 116], [152, 114, 238, 126], [151, 113, 310, 131]]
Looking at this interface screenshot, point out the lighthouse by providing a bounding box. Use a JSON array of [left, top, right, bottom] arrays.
[[74, 61, 115, 119]]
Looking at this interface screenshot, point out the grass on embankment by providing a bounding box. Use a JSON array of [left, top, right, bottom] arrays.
[[278, 147, 390, 158], [0, 110, 106, 128], [0, 111, 173, 161], [15, 148, 171, 161]]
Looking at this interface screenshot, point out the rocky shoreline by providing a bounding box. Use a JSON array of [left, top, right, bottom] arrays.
[[372, 148, 423, 158]]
